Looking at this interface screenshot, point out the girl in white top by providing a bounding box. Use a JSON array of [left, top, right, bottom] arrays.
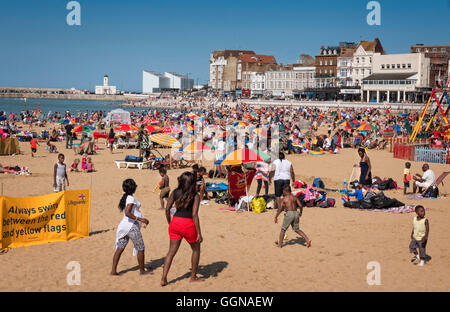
[[111, 179, 151, 275]]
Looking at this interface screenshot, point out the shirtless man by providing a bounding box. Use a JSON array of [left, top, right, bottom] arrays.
[[274, 185, 311, 248]]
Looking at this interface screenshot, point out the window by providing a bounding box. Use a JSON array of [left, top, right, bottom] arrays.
[[324, 60, 327, 66], [362, 69, 365, 75], [324, 69, 328, 74], [356, 57, 359, 64], [386, 64, 390, 69], [402, 64, 406, 69], [397, 64, 401, 69], [369, 57, 372, 63], [381, 64, 385, 69], [408, 64, 411, 68], [320, 60, 323, 66], [441, 48, 447, 52], [416, 48, 421, 52], [432, 48, 437, 52], [362, 57, 365, 63], [392, 64, 395, 69], [355, 69, 359, 75]]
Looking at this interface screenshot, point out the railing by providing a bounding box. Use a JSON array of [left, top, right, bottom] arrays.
[[414, 146, 450, 164], [393, 143, 450, 164]]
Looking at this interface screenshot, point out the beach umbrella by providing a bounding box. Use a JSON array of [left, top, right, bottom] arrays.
[[162, 126, 182, 134], [182, 142, 211, 152], [149, 133, 181, 148], [114, 124, 139, 132], [340, 121, 352, 129], [72, 125, 94, 133], [219, 148, 264, 166], [250, 149, 272, 162], [58, 119, 74, 124], [233, 121, 249, 127], [144, 125, 162, 133], [357, 124, 373, 131], [251, 127, 268, 136], [142, 118, 159, 124]]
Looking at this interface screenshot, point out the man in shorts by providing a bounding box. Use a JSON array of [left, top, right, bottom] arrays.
[[412, 164, 436, 194], [274, 185, 311, 248]]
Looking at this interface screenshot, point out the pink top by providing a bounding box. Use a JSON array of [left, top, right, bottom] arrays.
[[86, 163, 93, 171]]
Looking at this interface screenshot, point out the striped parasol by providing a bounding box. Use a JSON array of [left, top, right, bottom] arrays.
[[182, 142, 211, 152], [218, 148, 264, 166], [233, 121, 249, 127], [142, 118, 159, 124], [149, 133, 181, 148]]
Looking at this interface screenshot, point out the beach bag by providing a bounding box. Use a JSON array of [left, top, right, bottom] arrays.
[[423, 185, 439, 198], [377, 178, 395, 190], [251, 197, 266, 213], [313, 177, 325, 189], [125, 155, 143, 162], [344, 201, 361, 208], [326, 198, 335, 207], [295, 180, 306, 188]]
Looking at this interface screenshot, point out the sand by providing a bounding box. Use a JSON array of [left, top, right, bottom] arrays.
[[0, 130, 449, 292]]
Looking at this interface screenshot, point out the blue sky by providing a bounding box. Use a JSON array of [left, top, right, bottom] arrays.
[[0, 0, 449, 92]]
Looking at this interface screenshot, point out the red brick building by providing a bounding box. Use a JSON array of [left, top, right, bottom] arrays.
[[411, 44, 450, 89]]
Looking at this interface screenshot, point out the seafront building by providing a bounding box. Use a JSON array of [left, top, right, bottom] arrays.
[[351, 38, 385, 87], [361, 52, 430, 103], [411, 44, 450, 89], [95, 75, 117, 95], [142, 71, 194, 93]]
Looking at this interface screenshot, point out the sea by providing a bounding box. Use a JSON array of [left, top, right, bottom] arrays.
[[0, 97, 153, 115]]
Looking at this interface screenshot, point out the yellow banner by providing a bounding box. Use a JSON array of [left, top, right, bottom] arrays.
[[1, 190, 90, 249]]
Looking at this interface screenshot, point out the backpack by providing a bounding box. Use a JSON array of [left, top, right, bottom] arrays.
[[378, 178, 396, 190], [313, 177, 325, 189], [423, 185, 439, 198]]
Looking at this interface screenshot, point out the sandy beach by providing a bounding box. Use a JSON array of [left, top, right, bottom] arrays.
[[0, 126, 449, 292]]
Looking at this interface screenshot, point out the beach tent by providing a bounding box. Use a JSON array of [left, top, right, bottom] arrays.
[[103, 109, 131, 125]]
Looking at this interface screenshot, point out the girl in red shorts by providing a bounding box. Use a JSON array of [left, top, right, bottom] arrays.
[[160, 171, 203, 286]]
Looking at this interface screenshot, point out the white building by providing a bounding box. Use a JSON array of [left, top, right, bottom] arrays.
[[351, 38, 384, 87], [361, 53, 430, 103], [164, 72, 194, 91], [142, 71, 170, 93], [337, 48, 356, 87], [142, 71, 193, 93], [95, 75, 117, 95], [249, 72, 265, 97], [265, 66, 315, 98], [294, 66, 315, 90]]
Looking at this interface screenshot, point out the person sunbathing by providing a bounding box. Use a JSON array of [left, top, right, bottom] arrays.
[[0, 164, 17, 174]]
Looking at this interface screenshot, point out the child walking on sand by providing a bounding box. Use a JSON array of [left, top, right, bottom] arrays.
[[30, 137, 38, 157], [111, 179, 151, 275], [53, 154, 69, 192], [403, 162, 411, 195], [410, 205, 429, 266], [274, 185, 311, 248]]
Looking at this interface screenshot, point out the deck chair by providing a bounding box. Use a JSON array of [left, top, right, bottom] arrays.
[[434, 172, 449, 187]]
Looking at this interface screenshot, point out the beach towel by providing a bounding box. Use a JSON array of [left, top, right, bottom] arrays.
[[344, 205, 416, 213]]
